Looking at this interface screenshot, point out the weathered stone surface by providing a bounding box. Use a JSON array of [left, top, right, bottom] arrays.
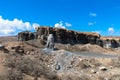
[[46, 34, 55, 50], [0, 45, 4, 50], [17, 26, 120, 48], [35, 27, 100, 45], [11, 46, 24, 55], [101, 37, 120, 48], [18, 31, 35, 41]]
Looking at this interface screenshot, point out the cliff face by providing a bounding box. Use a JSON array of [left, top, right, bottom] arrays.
[[18, 26, 120, 48], [35, 27, 100, 45], [100, 36, 120, 48]]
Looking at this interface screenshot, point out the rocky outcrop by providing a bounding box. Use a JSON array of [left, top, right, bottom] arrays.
[[0, 44, 9, 53], [11, 46, 24, 55], [35, 26, 100, 45], [17, 26, 120, 48], [18, 31, 35, 41], [101, 37, 120, 48]]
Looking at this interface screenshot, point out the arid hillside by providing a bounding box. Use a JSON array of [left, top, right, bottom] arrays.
[[0, 36, 120, 80]]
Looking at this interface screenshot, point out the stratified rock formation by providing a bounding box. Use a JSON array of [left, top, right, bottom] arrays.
[[100, 36, 120, 48], [18, 26, 120, 48], [18, 31, 35, 41], [35, 26, 100, 45]]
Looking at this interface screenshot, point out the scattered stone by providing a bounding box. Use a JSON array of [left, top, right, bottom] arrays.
[[55, 64, 61, 70], [99, 66, 108, 71], [26, 51, 30, 55], [19, 49, 24, 53], [30, 51, 35, 55], [91, 69, 97, 74]]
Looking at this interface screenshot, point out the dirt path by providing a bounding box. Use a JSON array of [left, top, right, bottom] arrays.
[[75, 52, 118, 58], [42, 48, 118, 58]]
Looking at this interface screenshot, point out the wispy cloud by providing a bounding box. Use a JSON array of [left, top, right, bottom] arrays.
[[0, 16, 40, 36], [88, 21, 96, 26], [89, 12, 97, 17], [65, 22, 72, 27], [54, 21, 72, 28], [108, 27, 114, 33]]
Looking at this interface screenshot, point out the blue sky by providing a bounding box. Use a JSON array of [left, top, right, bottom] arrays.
[[0, 0, 120, 36]]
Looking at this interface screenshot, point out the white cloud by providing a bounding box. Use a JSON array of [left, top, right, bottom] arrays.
[[65, 22, 72, 27], [88, 22, 94, 26], [54, 21, 72, 29], [32, 23, 40, 30], [108, 27, 114, 33], [54, 21, 65, 29], [88, 21, 96, 26], [89, 12, 97, 17], [0, 16, 40, 36]]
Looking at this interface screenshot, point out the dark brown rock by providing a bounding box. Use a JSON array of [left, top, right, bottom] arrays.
[[18, 26, 120, 48], [35, 27, 100, 45], [17, 26, 101, 45], [18, 31, 35, 41]]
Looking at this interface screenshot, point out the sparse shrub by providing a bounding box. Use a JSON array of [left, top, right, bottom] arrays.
[[109, 74, 120, 80], [5, 56, 17, 68], [110, 56, 120, 68], [59, 75, 91, 80], [0, 69, 23, 80], [4, 52, 59, 80], [74, 58, 101, 69], [8, 69, 23, 80], [89, 58, 102, 67], [75, 60, 90, 69]]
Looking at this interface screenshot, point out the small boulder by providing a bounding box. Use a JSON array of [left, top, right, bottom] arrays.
[[90, 69, 97, 74], [99, 66, 107, 71], [0, 45, 4, 50], [55, 64, 61, 70]]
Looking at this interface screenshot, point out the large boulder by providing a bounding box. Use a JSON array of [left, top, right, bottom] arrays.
[[96, 38, 103, 47], [0, 45, 4, 50], [55, 28, 68, 44], [111, 39, 119, 48], [18, 31, 35, 41]]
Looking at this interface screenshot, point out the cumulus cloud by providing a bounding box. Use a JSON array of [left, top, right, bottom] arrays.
[[54, 21, 72, 29], [54, 21, 65, 29], [108, 27, 114, 33], [88, 21, 96, 26], [32, 23, 40, 30], [0, 16, 40, 36], [89, 12, 97, 17]]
